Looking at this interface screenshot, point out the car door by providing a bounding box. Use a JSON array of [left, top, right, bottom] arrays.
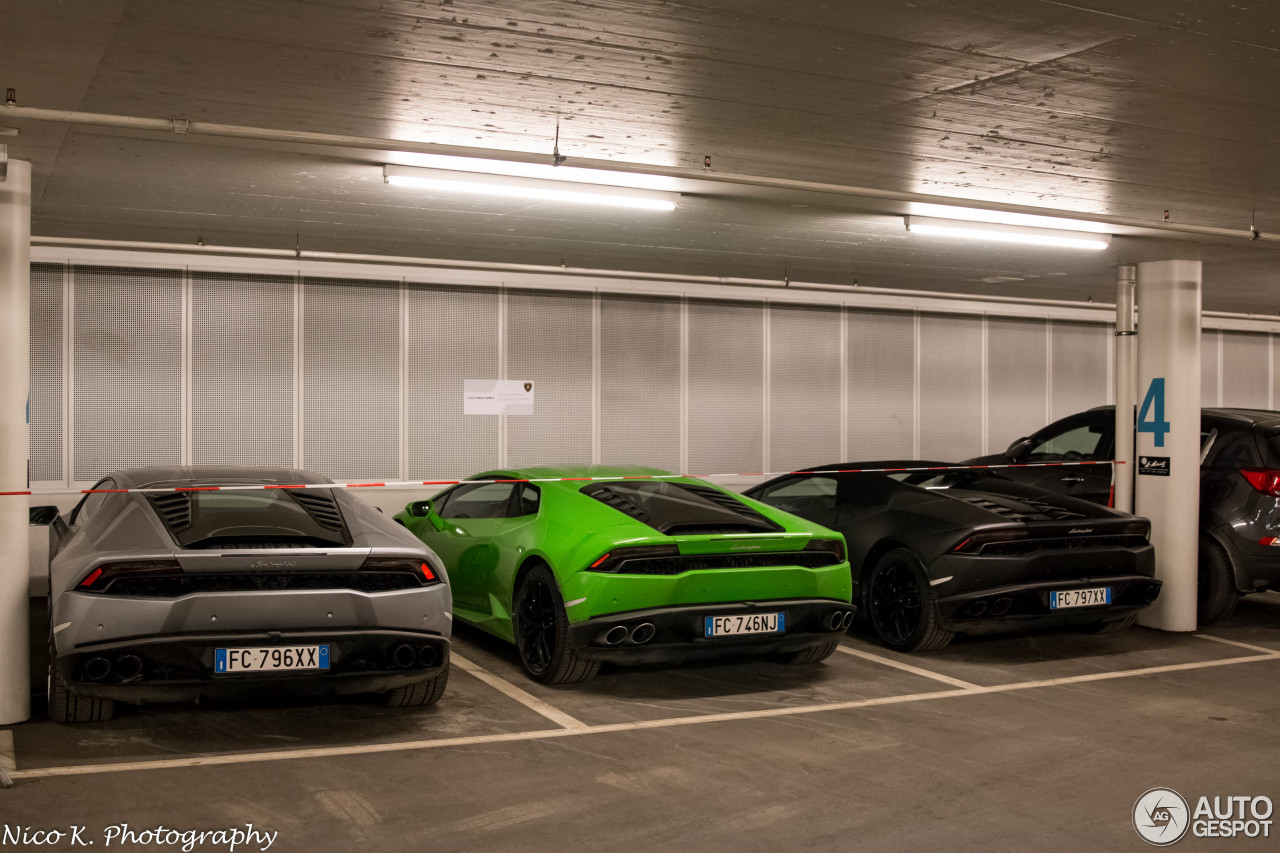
[[429, 482, 519, 613], [1004, 413, 1115, 503]]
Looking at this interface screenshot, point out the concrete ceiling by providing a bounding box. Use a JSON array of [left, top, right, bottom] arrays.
[[3, 0, 1280, 311]]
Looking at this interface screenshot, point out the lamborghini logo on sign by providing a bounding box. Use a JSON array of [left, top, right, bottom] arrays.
[[524, 382, 533, 392]]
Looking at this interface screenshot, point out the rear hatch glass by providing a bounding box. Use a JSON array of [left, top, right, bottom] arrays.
[[581, 481, 782, 536], [147, 489, 351, 549]]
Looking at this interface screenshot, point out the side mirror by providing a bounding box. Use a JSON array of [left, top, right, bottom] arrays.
[[1005, 437, 1033, 460], [407, 499, 433, 518]]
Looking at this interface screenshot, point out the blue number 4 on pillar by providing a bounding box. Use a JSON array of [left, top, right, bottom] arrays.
[[1138, 377, 1171, 448]]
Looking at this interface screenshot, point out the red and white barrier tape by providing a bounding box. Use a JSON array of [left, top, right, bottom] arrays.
[[0, 461, 1120, 497]]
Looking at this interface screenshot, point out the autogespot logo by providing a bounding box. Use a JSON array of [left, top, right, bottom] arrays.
[[1134, 788, 1190, 846]]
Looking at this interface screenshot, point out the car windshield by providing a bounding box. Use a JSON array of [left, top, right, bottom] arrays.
[[147, 488, 351, 549], [580, 480, 781, 535]]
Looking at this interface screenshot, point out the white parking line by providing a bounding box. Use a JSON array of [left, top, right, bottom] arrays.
[[1195, 633, 1280, 655], [12, 650, 1278, 781], [450, 654, 587, 731], [835, 644, 980, 689], [0, 730, 14, 789]]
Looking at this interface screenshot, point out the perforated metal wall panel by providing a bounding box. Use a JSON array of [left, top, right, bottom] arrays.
[[919, 313, 983, 460], [1201, 329, 1221, 407], [29, 263, 63, 482], [406, 284, 500, 478], [987, 317, 1048, 454], [302, 277, 400, 480], [190, 273, 294, 467], [847, 310, 914, 458], [505, 289, 593, 468], [1050, 321, 1110, 421], [688, 299, 764, 472], [770, 304, 841, 471], [72, 266, 183, 480], [599, 294, 681, 471], [1221, 331, 1270, 409]]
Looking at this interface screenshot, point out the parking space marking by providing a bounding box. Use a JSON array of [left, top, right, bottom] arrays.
[[1195, 633, 1280, 655], [450, 653, 588, 731], [13, 650, 1279, 782], [835, 645, 980, 689]]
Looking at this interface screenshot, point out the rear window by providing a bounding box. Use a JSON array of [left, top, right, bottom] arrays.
[[147, 489, 351, 549], [1204, 428, 1264, 468], [581, 481, 781, 535]]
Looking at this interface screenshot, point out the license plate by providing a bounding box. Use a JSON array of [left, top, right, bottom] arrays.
[[1049, 587, 1112, 610], [214, 645, 330, 673], [704, 613, 785, 637]]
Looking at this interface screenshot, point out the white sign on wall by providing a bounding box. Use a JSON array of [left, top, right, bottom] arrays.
[[464, 380, 534, 415]]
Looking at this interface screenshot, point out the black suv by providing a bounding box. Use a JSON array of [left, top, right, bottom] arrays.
[[966, 407, 1280, 624]]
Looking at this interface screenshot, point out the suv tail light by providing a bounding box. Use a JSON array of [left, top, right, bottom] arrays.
[[360, 556, 442, 585], [1240, 469, 1280, 497], [77, 560, 182, 591]]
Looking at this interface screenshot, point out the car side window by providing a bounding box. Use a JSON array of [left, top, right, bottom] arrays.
[[438, 483, 517, 519], [70, 478, 115, 527], [1027, 424, 1107, 460], [517, 484, 541, 516], [754, 476, 839, 525], [1203, 427, 1262, 469]]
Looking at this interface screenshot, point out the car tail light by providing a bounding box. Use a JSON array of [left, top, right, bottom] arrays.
[[1259, 537, 1280, 547], [803, 538, 846, 563], [360, 556, 442, 586], [951, 528, 1026, 554], [585, 545, 679, 573], [1241, 469, 1280, 497], [77, 560, 182, 591]]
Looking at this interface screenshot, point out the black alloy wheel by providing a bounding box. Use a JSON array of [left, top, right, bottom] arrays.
[[866, 549, 954, 653], [517, 574, 558, 677], [513, 565, 600, 684]]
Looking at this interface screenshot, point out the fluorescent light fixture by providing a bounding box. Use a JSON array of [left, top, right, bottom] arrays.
[[908, 203, 1113, 234], [389, 153, 682, 192], [383, 164, 678, 211], [905, 216, 1110, 250]]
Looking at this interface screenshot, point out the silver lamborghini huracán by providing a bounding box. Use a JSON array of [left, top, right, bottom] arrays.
[[43, 467, 452, 722]]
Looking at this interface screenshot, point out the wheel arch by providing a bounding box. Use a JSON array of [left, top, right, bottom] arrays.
[[857, 538, 916, 608], [1199, 528, 1254, 595]]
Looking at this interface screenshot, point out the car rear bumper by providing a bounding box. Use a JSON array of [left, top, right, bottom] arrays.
[[566, 598, 855, 664], [56, 628, 448, 704], [935, 575, 1161, 634]]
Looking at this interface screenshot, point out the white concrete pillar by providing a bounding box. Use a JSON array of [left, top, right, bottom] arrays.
[[1135, 259, 1201, 632], [0, 160, 30, 723], [1114, 265, 1137, 513]]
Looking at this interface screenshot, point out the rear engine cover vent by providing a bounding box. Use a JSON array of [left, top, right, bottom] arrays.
[[286, 490, 346, 531], [147, 492, 192, 532]]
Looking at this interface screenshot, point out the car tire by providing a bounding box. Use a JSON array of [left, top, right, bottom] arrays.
[[47, 636, 114, 724], [780, 640, 840, 665], [1198, 537, 1240, 626], [384, 662, 450, 708], [866, 548, 954, 653], [1084, 613, 1138, 634], [514, 564, 600, 685]]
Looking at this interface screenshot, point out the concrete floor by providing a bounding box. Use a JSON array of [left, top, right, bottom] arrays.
[[4, 596, 1280, 852]]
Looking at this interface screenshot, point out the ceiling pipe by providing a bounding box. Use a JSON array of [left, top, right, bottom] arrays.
[[4, 104, 1277, 246], [31, 235, 1111, 310]]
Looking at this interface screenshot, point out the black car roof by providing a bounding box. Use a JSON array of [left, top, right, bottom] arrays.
[[798, 460, 957, 473], [107, 466, 332, 489], [1087, 405, 1280, 428]]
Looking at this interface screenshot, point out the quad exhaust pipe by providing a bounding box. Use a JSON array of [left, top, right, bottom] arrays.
[[115, 654, 143, 682], [391, 643, 417, 668], [82, 657, 111, 682], [599, 622, 658, 646], [630, 623, 656, 645]]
